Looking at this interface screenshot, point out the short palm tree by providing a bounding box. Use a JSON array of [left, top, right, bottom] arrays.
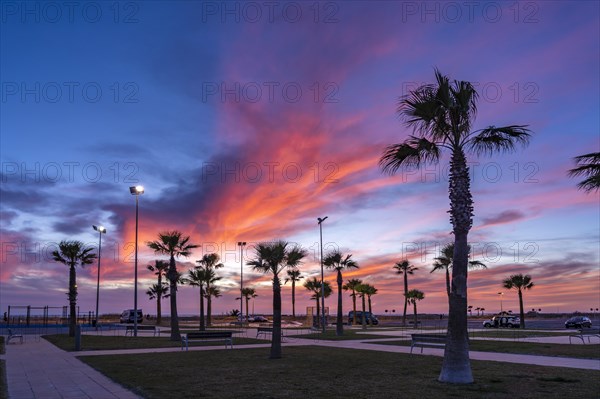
[[343, 278, 363, 326], [379, 69, 531, 383], [569, 152, 600, 192], [247, 240, 307, 359], [237, 287, 257, 319], [303, 277, 332, 328], [206, 285, 222, 325], [147, 260, 170, 324], [324, 250, 359, 336], [355, 284, 370, 330], [363, 284, 378, 315], [184, 267, 217, 331], [52, 240, 96, 337], [406, 289, 425, 326], [431, 243, 486, 298], [284, 269, 303, 318], [393, 260, 418, 326], [147, 231, 199, 341], [196, 253, 224, 326], [502, 274, 534, 328], [146, 282, 169, 326]]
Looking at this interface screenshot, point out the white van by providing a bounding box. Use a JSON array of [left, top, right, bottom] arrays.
[[120, 309, 143, 323]]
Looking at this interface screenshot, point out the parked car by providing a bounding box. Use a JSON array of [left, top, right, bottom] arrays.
[[348, 311, 379, 325], [120, 309, 143, 323], [247, 316, 269, 323], [482, 315, 520, 328], [565, 316, 592, 328]]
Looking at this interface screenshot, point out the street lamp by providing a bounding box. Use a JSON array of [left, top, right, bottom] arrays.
[[129, 185, 144, 337], [237, 241, 246, 322], [92, 225, 106, 328], [318, 216, 328, 333], [498, 292, 504, 313]]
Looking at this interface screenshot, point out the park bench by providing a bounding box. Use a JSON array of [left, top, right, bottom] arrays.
[[6, 329, 24, 344], [256, 327, 284, 339], [125, 325, 160, 336], [410, 333, 446, 353], [181, 331, 233, 350], [569, 328, 600, 344]]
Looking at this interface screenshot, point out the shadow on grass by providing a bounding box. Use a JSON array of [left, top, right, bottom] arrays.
[[80, 346, 600, 399]]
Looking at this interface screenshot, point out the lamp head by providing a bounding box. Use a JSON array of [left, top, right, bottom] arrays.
[[317, 216, 328, 224], [93, 225, 106, 233], [129, 185, 144, 195]]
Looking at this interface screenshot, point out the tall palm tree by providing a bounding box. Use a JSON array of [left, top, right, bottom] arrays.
[[379, 69, 531, 383], [431, 243, 486, 298], [355, 284, 370, 330], [146, 282, 169, 326], [147, 260, 170, 324], [343, 278, 363, 326], [147, 231, 199, 341], [323, 250, 359, 336], [303, 277, 332, 327], [406, 289, 425, 326], [284, 269, 303, 318], [237, 287, 258, 319], [52, 240, 96, 337], [393, 260, 418, 326], [247, 240, 307, 359], [569, 152, 600, 192], [502, 274, 534, 329], [196, 253, 224, 326], [363, 284, 378, 315]]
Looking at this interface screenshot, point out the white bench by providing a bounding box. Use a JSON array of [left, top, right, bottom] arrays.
[[410, 333, 446, 353], [569, 328, 600, 344]]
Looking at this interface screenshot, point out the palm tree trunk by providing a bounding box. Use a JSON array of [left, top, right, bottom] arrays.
[[245, 297, 250, 318], [315, 296, 320, 328], [291, 280, 296, 318], [207, 295, 212, 327], [445, 268, 451, 298], [336, 270, 344, 336], [68, 264, 77, 337], [352, 291, 357, 326], [271, 275, 282, 359], [402, 274, 408, 326], [156, 296, 161, 326], [168, 255, 181, 341], [518, 289, 525, 329], [439, 149, 474, 384], [413, 301, 418, 325], [361, 294, 366, 330], [199, 285, 205, 331], [368, 295, 372, 314]]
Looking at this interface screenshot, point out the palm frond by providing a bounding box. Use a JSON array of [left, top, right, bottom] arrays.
[[379, 136, 441, 175], [469, 125, 531, 156], [568, 152, 600, 192]]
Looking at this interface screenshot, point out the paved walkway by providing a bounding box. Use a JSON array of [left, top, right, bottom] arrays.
[[2, 331, 599, 398]]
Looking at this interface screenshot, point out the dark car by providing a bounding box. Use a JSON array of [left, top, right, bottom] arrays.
[[565, 316, 592, 328], [247, 316, 269, 323], [348, 311, 379, 325]]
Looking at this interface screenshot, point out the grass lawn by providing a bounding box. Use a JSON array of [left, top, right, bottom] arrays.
[[372, 339, 600, 359], [288, 329, 392, 340], [43, 334, 268, 351], [80, 346, 600, 399]]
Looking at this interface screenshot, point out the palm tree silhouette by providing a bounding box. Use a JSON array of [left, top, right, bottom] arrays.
[[324, 250, 359, 336], [284, 269, 303, 318], [52, 240, 96, 337], [406, 289, 425, 326], [393, 260, 418, 326], [237, 288, 257, 319], [247, 241, 307, 359], [147, 260, 170, 325], [196, 253, 224, 326], [147, 231, 199, 341], [343, 278, 363, 326], [502, 274, 534, 328], [431, 243, 486, 298], [569, 152, 600, 192], [304, 277, 332, 328], [363, 284, 378, 315], [379, 69, 531, 383]]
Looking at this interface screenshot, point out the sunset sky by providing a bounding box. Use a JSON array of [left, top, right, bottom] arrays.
[[1, 1, 599, 319]]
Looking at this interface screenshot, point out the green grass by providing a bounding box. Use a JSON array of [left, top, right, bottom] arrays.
[[372, 339, 600, 359], [80, 346, 600, 399], [469, 330, 575, 339], [43, 334, 268, 351]]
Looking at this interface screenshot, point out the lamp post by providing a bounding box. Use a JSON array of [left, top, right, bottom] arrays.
[[317, 216, 328, 333], [498, 292, 504, 313], [237, 241, 246, 322], [129, 185, 144, 337], [92, 225, 106, 328]]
